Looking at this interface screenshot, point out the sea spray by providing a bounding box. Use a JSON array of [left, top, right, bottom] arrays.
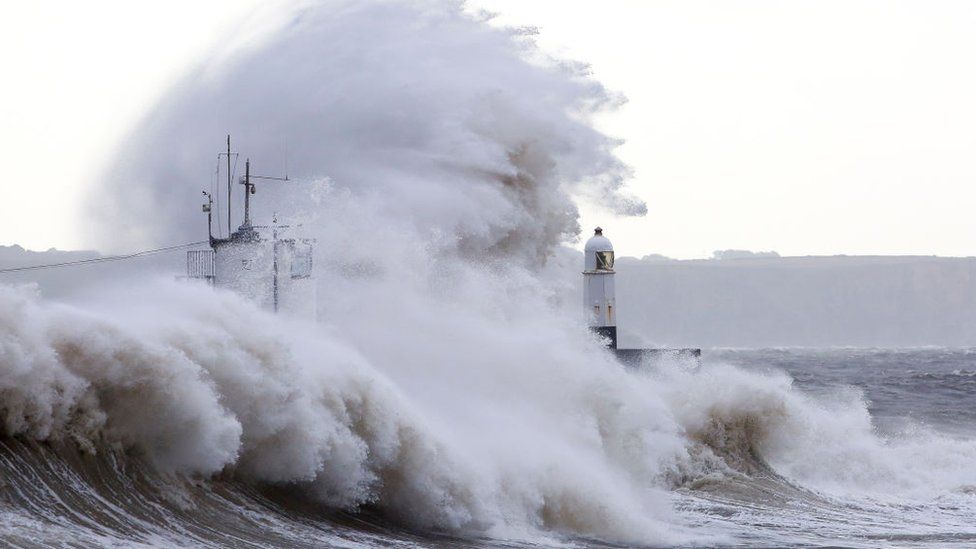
[[652, 359, 976, 499], [92, 0, 644, 253], [3, 0, 975, 546], [0, 275, 690, 542], [5, 274, 976, 545]]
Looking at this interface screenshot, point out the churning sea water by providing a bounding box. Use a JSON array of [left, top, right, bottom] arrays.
[[3, 338, 975, 548], [674, 348, 976, 548], [6, 0, 974, 544]]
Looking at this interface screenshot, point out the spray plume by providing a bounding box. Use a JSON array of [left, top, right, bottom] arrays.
[[2, 1, 975, 546]]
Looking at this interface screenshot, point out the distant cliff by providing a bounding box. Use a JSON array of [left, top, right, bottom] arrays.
[[0, 245, 177, 300], [5, 244, 976, 347], [612, 254, 976, 348], [0, 245, 101, 298]]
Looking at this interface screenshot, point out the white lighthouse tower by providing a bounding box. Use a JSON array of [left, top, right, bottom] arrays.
[[583, 227, 617, 348]]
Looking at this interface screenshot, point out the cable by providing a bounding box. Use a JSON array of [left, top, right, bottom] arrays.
[[0, 241, 209, 274]]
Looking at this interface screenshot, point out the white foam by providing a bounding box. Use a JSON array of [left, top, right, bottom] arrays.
[[3, 0, 971, 545]]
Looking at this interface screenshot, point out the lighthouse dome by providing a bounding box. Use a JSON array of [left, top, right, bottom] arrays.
[[584, 227, 613, 252], [584, 227, 615, 271]]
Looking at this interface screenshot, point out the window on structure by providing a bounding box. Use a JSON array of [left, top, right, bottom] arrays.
[[595, 251, 614, 270], [290, 244, 313, 278]]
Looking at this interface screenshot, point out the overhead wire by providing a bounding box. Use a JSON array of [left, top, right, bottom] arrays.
[[0, 242, 209, 274], [8, 142, 241, 275]]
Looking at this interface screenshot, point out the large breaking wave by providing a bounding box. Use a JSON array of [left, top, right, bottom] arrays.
[[3, 0, 976, 546], [5, 280, 976, 547]]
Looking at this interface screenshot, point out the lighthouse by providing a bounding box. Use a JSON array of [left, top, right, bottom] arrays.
[[582, 226, 701, 363], [583, 227, 617, 349]]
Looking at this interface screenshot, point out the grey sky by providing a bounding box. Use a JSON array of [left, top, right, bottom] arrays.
[[2, 0, 974, 258]]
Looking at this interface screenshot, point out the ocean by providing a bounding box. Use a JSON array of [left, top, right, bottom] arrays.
[[6, 1, 974, 546], [2, 344, 974, 548], [678, 348, 976, 547]]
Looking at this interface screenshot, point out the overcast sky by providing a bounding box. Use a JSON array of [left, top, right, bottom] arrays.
[[2, 1, 975, 258]]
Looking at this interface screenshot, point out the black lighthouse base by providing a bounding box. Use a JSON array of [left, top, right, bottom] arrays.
[[590, 326, 701, 366], [592, 326, 618, 349], [614, 347, 701, 367]]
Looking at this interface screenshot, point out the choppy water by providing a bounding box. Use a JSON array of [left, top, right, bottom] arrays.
[[8, 1, 976, 545], [3, 346, 975, 548], [679, 349, 976, 547]]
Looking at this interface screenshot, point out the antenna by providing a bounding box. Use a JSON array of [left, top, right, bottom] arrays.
[[242, 158, 253, 227], [226, 135, 232, 234], [283, 136, 289, 181], [216, 135, 239, 235], [238, 159, 288, 229]]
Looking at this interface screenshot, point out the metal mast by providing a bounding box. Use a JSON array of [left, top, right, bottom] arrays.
[[241, 161, 289, 229], [242, 158, 252, 227], [226, 135, 232, 234], [272, 213, 279, 313]]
